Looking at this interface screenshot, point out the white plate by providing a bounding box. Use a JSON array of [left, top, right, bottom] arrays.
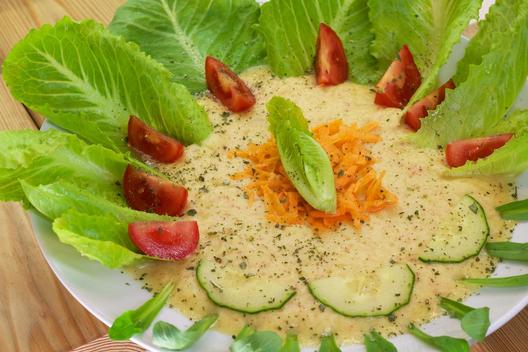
[[32, 2, 528, 351]]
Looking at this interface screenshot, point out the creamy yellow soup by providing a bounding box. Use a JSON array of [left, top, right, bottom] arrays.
[[127, 67, 515, 346]]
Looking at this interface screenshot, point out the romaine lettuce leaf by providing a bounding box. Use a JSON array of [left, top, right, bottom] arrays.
[[57, 210, 137, 250], [445, 133, 528, 177], [455, 0, 525, 83], [257, 0, 380, 83], [53, 210, 144, 268], [488, 110, 528, 136], [109, 0, 265, 93], [369, 0, 481, 104], [21, 180, 165, 222], [2, 17, 212, 151], [267, 97, 336, 213], [0, 130, 150, 206], [414, 2, 528, 147], [0, 129, 72, 169]]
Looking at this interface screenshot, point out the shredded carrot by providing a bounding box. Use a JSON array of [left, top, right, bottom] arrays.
[[228, 119, 397, 232]]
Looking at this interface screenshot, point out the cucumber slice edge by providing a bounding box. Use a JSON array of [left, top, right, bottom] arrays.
[[196, 259, 297, 314], [419, 195, 490, 264], [307, 264, 416, 318]]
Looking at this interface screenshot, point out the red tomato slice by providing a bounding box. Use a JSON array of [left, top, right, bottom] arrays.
[[128, 116, 184, 163], [446, 134, 513, 168], [123, 165, 188, 216], [205, 56, 256, 113], [315, 23, 349, 86], [375, 45, 422, 108], [404, 79, 455, 131], [128, 221, 199, 260]]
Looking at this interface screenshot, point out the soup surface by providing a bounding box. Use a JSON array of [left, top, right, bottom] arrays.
[[127, 67, 515, 345]]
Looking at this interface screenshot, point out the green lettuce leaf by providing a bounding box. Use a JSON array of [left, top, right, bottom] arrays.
[[0, 129, 158, 206], [267, 97, 336, 213], [0, 129, 73, 169], [2, 17, 212, 151], [455, 0, 526, 83], [152, 314, 218, 350], [414, 2, 528, 147], [21, 180, 165, 222], [109, 282, 175, 340], [445, 134, 528, 177], [56, 210, 137, 250], [0, 130, 137, 205], [53, 210, 144, 268], [257, 0, 380, 83], [369, 0, 481, 104], [488, 110, 528, 136], [109, 0, 265, 92]]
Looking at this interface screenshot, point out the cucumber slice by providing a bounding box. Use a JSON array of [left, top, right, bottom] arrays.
[[196, 260, 296, 314], [419, 195, 489, 263], [307, 264, 415, 317]]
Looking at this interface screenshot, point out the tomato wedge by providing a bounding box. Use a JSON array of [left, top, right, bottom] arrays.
[[123, 165, 188, 216], [404, 80, 455, 131], [446, 134, 513, 168], [129, 221, 199, 260], [128, 116, 184, 163], [205, 56, 255, 113], [315, 23, 349, 86], [375, 45, 421, 108]]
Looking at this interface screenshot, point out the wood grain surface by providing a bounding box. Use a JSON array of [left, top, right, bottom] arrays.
[[0, 1, 526, 351]]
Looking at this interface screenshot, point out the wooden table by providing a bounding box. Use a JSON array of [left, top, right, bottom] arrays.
[[0, 1, 526, 351]]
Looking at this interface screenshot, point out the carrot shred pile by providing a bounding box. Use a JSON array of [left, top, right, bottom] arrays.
[[228, 119, 397, 232]]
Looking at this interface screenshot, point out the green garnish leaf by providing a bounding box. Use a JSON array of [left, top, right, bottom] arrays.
[[364, 331, 397, 352], [280, 333, 301, 352], [440, 297, 490, 341], [496, 199, 528, 221], [486, 242, 528, 261], [460, 308, 490, 342], [414, 2, 528, 147], [229, 330, 282, 352], [369, 0, 481, 105], [408, 324, 469, 352], [266, 97, 336, 213], [463, 274, 528, 287], [235, 325, 257, 341], [257, 0, 380, 83], [319, 334, 341, 352], [109, 0, 265, 92], [152, 314, 218, 350], [2, 17, 211, 151], [109, 282, 175, 340]]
